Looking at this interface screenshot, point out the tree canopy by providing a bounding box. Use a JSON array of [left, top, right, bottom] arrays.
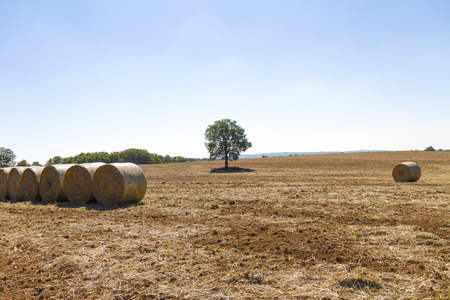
[[0, 147, 16, 167], [16, 159, 30, 166], [205, 119, 252, 169]]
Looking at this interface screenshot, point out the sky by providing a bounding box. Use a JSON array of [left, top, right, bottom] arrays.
[[1, 0, 449, 164]]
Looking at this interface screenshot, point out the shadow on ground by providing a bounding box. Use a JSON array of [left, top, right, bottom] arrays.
[[210, 167, 255, 173]]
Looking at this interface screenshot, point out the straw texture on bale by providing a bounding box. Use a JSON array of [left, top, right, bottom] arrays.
[[20, 167, 44, 202], [0, 168, 11, 201], [39, 164, 74, 202], [392, 162, 421, 182], [92, 163, 147, 206], [7, 167, 26, 201], [63, 163, 105, 204]]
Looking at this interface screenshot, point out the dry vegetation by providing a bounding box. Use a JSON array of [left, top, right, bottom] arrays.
[[0, 151, 449, 299]]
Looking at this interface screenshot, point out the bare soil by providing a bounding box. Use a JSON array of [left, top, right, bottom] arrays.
[[0, 151, 449, 299]]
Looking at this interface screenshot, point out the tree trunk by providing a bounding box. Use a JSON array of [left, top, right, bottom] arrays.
[[224, 141, 229, 169]]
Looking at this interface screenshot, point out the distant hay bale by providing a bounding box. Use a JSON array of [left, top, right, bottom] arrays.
[[7, 167, 26, 201], [92, 163, 147, 206], [63, 163, 105, 205], [392, 162, 421, 182], [20, 167, 44, 202], [0, 168, 11, 201], [39, 164, 74, 202]]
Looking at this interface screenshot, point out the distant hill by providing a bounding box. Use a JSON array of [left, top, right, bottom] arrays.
[[239, 150, 387, 159], [187, 158, 209, 162], [188, 150, 388, 162]]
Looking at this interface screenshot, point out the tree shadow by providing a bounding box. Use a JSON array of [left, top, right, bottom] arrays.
[[210, 167, 255, 173]]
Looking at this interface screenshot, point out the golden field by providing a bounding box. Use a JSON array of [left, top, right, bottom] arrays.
[[0, 151, 448, 299]]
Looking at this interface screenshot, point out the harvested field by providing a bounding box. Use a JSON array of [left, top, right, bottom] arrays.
[[0, 151, 448, 299]]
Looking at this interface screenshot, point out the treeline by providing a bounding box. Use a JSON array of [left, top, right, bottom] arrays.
[[424, 146, 449, 152], [46, 148, 188, 165]]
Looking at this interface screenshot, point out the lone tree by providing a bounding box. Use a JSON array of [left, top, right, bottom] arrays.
[[0, 147, 16, 167], [205, 119, 252, 169]]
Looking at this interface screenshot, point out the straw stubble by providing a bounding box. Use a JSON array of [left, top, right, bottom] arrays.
[[39, 164, 74, 202], [92, 163, 147, 206], [63, 163, 105, 205]]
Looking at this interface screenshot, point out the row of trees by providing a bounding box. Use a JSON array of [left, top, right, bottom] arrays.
[[0, 148, 41, 167], [424, 146, 449, 151], [3, 119, 252, 168], [46, 148, 188, 165], [0, 147, 188, 167]]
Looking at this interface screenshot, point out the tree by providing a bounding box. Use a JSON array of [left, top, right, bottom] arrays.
[[0, 147, 16, 167], [425, 146, 436, 151], [173, 156, 188, 163], [32, 161, 41, 166], [109, 152, 121, 163], [205, 119, 252, 169], [16, 159, 30, 166], [46, 156, 62, 165]]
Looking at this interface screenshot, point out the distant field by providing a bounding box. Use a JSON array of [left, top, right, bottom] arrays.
[[0, 151, 448, 299]]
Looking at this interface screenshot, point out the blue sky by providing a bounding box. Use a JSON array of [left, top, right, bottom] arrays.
[[1, 0, 449, 164]]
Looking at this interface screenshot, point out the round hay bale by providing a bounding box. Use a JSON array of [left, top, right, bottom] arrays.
[[0, 168, 11, 201], [63, 163, 105, 205], [392, 162, 421, 182], [39, 164, 74, 202], [92, 163, 147, 206], [20, 166, 44, 202], [7, 167, 26, 201]]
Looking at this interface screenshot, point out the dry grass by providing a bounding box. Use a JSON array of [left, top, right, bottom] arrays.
[[0, 151, 448, 299]]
